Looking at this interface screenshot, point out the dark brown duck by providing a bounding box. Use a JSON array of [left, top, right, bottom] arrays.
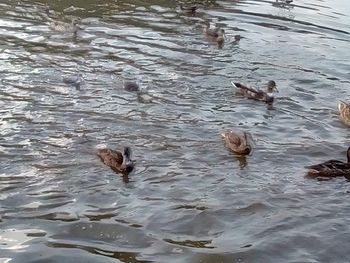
[[97, 146, 135, 175], [231, 80, 278, 104], [305, 147, 350, 178]]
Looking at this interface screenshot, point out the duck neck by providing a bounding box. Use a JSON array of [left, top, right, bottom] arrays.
[[123, 147, 132, 163]]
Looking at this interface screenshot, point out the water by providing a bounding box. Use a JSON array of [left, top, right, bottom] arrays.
[[0, 0, 350, 262]]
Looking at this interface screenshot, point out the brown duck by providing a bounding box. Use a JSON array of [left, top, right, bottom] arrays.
[[231, 80, 278, 104], [203, 22, 225, 46], [49, 18, 80, 34], [221, 129, 253, 155], [97, 146, 134, 175], [305, 147, 350, 178]]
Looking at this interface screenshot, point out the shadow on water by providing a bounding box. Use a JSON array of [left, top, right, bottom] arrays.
[[47, 241, 153, 263]]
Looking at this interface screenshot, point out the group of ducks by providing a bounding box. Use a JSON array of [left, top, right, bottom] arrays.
[[224, 82, 350, 181], [97, 81, 350, 182], [46, 2, 350, 181], [96, 80, 277, 178]]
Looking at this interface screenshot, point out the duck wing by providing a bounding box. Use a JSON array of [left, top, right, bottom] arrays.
[[97, 148, 124, 167], [206, 28, 219, 37], [305, 160, 345, 170], [231, 82, 265, 100], [223, 131, 243, 146]]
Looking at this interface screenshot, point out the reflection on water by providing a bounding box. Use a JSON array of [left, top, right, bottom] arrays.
[[1, 0, 350, 262]]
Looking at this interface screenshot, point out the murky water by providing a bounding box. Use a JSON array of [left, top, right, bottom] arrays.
[[1, 0, 350, 262]]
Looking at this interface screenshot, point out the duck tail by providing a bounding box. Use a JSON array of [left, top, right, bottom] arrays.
[[231, 81, 239, 89], [232, 81, 258, 94], [338, 101, 348, 112]]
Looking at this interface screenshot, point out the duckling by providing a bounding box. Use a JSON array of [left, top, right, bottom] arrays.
[[221, 129, 253, 155], [203, 22, 225, 46], [338, 101, 350, 126], [49, 18, 80, 34], [305, 147, 350, 178], [231, 80, 278, 104], [97, 146, 135, 175], [180, 4, 197, 15]]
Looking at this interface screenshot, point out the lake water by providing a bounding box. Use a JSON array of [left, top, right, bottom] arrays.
[[1, 0, 350, 262]]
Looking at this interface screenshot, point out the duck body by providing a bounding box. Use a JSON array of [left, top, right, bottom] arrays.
[[222, 129, 253, 155], [305, 147, 350, 178], [203, 23, 225, 46], [49, 18, 80, 33], [338, 101, 350, 126], [63, 73, 84, 90], [124, 81, 140, 92], [231, 80, 277, 104], [97, 146, 134, 175], [180, 4, 197, 15]]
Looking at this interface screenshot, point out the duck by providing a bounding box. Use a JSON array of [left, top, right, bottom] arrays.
[[231, 80, 278, 104], [305, 147, 350, 178], [49, 18, 80, 34], [221, 129, 253, 155], [203, 22, 225, 46], [124, 81, 140, 92], [338, 101, 350, 126], [97, 146, 135, 175], [62, 73, 84, 90], [180, 4, 197, 15], [233, 34, 242, 44]]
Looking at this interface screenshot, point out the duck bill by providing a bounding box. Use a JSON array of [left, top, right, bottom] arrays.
[[273, 86, 279, 93]]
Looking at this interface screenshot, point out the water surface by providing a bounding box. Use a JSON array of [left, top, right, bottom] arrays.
[[1, 0, 350, 262]]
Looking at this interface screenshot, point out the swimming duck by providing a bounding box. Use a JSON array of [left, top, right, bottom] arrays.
[[203, 22, 225, 46], [305, 147, 350, 178], [233, 35, 242, 44], [180, 4, 197, 15], [124, 81, 140, 92], [221, 129, 253, 155], [231, 80, 278, 104], [97, 146, 135, 175], [49, 18, 80, 34], [338, 101, 350, 126], [63, 73, 84, 90]]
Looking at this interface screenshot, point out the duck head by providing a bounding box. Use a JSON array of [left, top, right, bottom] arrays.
[[123, 146, 132, 161], [71, 18, 81, 26], [233, 35, 241, 43], [242, 132, 252, 154], [216, 29, 225, 47], [122, 147, 135, 173], [203, 21, 211, 33], [267, 80, 278, 93], [217, 28, 225, 37]]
